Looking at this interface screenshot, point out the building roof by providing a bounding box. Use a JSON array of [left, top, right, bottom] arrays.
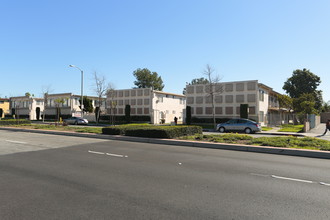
[[153, 90, 185, 98]]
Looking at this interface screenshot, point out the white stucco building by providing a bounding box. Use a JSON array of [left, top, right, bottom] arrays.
[[44, 93, 106, 119], [10, 96, 44, 120], [106, 88, 185, 124], [185, 80, 280, 126]]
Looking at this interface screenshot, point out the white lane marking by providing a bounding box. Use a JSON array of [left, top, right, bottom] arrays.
[[106, 153, 124, 158], [5, 140, 27, 144], [271, 175, 313, 184], [88, 150, 128, 158], [319, 182, 330, 186], [88, 150, 105, 155]]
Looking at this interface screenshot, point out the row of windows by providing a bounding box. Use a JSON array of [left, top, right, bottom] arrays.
[[115, 89, 150, 98], [187, 94, 256, 105], [108, 107, 150, 115], [190, 106, 256, 115], [186, 82, 257, 94]]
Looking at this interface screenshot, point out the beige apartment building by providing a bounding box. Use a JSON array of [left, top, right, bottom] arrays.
[[185, 80, 280, 126], [0, 98, 10, 118], [107, 88, 185, 124]]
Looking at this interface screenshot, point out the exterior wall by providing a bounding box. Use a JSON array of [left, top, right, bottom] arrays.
[[185, 80, 280, 126], [106, 88, 186, 124], [0, 99, 10, 118], [107, 88, 152, 117], [10, 97, 44, 120], [45, 93, 105, 119], [186, 80, 259, 120], [152, 91, 186, 124]]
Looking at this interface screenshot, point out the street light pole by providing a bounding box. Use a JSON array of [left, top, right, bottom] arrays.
[[69, 65, 84, 118]]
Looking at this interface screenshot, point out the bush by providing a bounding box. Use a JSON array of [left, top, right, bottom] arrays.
[[0, 119, 31, 126], [102, 125, 202, 138]]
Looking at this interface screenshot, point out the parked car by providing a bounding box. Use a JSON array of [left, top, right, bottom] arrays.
[[216, 118, 261, 134], [64, 117, 88, 125]]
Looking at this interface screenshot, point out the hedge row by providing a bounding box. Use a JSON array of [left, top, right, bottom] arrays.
[[99, 115, 151, 122], [102, 125, 202, 139], [0, 119, 32, 125]]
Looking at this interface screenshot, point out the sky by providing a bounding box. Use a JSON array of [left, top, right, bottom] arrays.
[[1, 0, 330, 102]]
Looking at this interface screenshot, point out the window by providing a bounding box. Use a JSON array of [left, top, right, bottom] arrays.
[[172, 110, 176, 114], [187, 97, 194, 104], [247, 94, 256, 102], [225, 107, 233, 114], [225, 95, 233, 103], [215, 107, 222, 114], [259, 90, 265, 101], [196, 107, 203, 114], [187, 86, 194, 94], [125, 90, 130, 97], [205, 107, 212, 114], [236, 95, 244, 103], [236, 83, 244, 91], [196, 86, 204, 93], [247, 82, 256, 90], [225, 84, 233, 92], [196, 97, 203, 104]]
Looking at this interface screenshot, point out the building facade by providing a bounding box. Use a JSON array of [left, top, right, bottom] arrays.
[[185, 80, 280, 126], [44, 93, 106, 119], [10, 96, 44, 120], [107, 88, 186, 124], [0, 98, 10, 118]]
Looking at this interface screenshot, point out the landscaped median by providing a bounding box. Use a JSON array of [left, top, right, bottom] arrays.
[[178, 133, 330, 151], [1, 121, 330, 153]]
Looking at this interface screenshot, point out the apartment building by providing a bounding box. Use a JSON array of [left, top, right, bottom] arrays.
[[44, 93, 106, 119], [10, 96, 44, 120], [107, 88, 185, 124], [0, 98, 10, 118], [185, 80, 280, 126]]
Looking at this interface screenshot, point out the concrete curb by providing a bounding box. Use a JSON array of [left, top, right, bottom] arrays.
[[1, 127, 330, 159]]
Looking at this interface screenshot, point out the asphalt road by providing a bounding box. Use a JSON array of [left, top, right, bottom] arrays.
[[1, 130, 330, 219]]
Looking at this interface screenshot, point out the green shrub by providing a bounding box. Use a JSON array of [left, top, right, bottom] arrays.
[[0, 119, 31, 126], [102, 125, 202, 138]]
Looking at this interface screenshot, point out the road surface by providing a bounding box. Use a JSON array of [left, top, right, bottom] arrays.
[[1, 130, 330, 219]]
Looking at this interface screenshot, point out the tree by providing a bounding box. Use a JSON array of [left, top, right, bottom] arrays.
[[54, 98, 66, 124], [186, 106, 192, 125], [183, 77, 210, 94], [80, 96, 93, 113], [283, 68, 323, 112], [133, 68, 164, 91], [93, 72, 109, 124], [277, 94, 293, 112], [203, 64, 223, 130], [322, 101, 330, 113], [41, 85, 53, 122], [125, 104, 131, 123], [107, 85, 117, 125]]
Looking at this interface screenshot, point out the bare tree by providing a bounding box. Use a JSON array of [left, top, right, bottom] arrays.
[[93, 72, 109, 124], [41, 85, 53, 123], [106, 83, 117, 125], [203, 64, 223, 130]]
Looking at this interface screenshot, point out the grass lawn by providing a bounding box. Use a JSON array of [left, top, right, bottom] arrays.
[[8, 124, 103, 134], [261, 127, 273, 131], [178, 134, 330, 151], [278, 124, 304, 133]]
